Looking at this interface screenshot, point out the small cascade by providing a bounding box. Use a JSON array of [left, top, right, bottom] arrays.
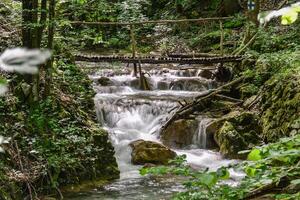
[[89, 65, 237, 179], [66, 62, 243, 199], [193, 118, 213, 149]]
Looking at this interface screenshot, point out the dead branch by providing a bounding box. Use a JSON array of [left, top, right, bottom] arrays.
[[160, 77, 244, 134]]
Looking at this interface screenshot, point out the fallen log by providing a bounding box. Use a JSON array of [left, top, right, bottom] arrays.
[[160, 77, 244, 135]]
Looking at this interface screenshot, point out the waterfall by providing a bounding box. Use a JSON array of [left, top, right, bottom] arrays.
[[90, 67, 237, 179], [193, 118, 212, 149]]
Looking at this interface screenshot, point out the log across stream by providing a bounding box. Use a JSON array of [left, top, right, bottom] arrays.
[[65, 62, 244, 199]]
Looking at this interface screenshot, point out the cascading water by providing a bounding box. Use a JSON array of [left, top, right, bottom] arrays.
[[193, 118, 213, 149], [66, 63, 241, 200]]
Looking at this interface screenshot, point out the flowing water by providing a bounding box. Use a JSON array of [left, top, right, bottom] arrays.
[[66, 63, 242, 200]]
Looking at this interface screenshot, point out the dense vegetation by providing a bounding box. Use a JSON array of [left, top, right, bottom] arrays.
[[0, 0, 299, 199]]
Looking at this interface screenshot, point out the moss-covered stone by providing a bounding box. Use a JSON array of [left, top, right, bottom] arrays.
[[130, 140, 177, 165], [0, 61, 120, 198], [261, 72, 300, 142], [161, 119, 198, 148], [207, 111, 262, 159]]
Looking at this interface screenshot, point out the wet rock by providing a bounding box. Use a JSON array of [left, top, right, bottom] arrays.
[[129, 78, 140, 89], [96, 77, 113, 86], [170, 79, 211, 91], [207, 111, 262, 159], [214, 66, 232, 82], [198, 69, 213, 79], [157, 81, 170, 90], [175, 69, 190, 77], [161, 119, 198, 148], [130, 140, 176, 165]]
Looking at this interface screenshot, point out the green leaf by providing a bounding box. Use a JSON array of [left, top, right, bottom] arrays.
[[248, 149, 262, 161], [281, 10, 298, 25], [198, 173, 218, 188], [139, 167, 148, 176], [0, 77, 7, 84], [216, 167, 230, 180], [245, 166, 257, 177]]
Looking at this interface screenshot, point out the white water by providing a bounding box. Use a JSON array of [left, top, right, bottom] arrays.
[[67, 63, 241, 199], [192, 117, 213, 149], [92, 67, 239, 177]]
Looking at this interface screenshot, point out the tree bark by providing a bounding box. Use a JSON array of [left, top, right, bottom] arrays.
[[37, 0, 48, 48], [44, 0, 55, 97]]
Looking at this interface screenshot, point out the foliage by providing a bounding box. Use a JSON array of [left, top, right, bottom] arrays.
[[259, 2, 300, 25], [141, 134, 300, 200], [0, 58, 119, 198]]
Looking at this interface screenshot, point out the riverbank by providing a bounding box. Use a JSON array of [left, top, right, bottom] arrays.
[[0, 59, 119, 199]]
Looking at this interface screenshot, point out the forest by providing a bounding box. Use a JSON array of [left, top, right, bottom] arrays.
[[0, 0, 299, 199]]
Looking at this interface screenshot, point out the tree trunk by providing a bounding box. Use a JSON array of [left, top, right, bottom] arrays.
[[37, 0, 48, 48], [22, 0, 31, 47], [44, 0, 55, 97]]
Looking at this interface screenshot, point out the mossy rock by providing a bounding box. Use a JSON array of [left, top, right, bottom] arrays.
[[214, 121, 260, 159], [130, 140, 177, 165], [96, 77, 113, 86], [207, 111, 262, 159], [261, 72, 300, 142], [57, 129, 120, 185], [161, 119, 198, 148]]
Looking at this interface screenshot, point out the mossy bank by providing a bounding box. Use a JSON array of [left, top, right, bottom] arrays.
[[0, 60, 119, 199]]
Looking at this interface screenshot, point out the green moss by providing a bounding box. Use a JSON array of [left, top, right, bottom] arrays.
[[212, 111, 262, 159], [261, 70, 300, 142], [0, 60, 119, 198]]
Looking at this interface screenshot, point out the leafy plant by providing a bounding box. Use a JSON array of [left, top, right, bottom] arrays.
[[141, 134, 300, 199]]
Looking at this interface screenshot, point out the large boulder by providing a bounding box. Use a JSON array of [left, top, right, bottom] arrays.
[[207, 111, 262, 159], [161, 119, 198, 148], [130, 140, 177, 165]]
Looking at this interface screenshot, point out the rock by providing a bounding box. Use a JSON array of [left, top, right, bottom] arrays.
[[161, 119, 198, 148], [207, 111, 262, 159], [129, 78, 140, 89], [157, 81, 169, 90], [214, 66, 232, 82], [260, 73, 300, 142], [198, 69, 213, 79], [170, 78, 213, 91], [97, 77, 113, 86], [130, 140, 177, 165]]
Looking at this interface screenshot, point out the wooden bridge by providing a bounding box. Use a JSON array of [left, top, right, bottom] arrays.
[[75, 54, 243, 65], [72, 17, 244, 75]]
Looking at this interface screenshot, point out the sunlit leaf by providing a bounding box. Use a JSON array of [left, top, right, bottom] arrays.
[[217, 167, 230, 180], [245, 166, 257, 177], [198, 173, 218, 188], [281, 10, 298, 25], [248, 149, 262, 161], [139, 167, 148, 176]]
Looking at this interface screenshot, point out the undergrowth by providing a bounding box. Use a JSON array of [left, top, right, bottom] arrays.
[[141, 134, 300, 200], [0, 60, 119, 199]]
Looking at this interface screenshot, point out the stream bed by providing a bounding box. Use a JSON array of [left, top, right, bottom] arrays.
[[66, 62, 241, 199]]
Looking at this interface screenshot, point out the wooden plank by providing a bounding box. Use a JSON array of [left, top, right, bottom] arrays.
[[168, 53, 221, 58], [70, 17, 233, 26], [74, 55, 243, 65]]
